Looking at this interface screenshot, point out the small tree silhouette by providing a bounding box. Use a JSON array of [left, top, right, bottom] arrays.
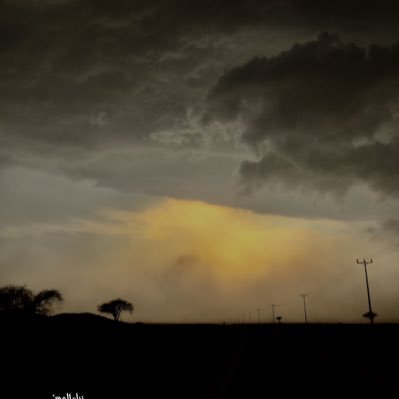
[[32, 289, 63, 316], [97, 298, 134, 321], [0, 285, 63, 316], [0, 285, 33, 314]]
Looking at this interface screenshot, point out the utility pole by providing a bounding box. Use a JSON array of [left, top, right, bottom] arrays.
[[271, 304, 276, 323], [248, 312, 252, 324], [300, 294, 308, 324], [257, 308, 261, 323], [357, 259, 377, 324]]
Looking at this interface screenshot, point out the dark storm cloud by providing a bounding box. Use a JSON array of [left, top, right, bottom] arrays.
[[206, 33, 399, 196], [1, 0, 290, 147], [0, 0, 199, 147], [1, 0, 399, 205], [1, 0, 399, 150]]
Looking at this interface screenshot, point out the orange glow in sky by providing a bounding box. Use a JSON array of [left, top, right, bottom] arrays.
[[131, 199, 353, 283]]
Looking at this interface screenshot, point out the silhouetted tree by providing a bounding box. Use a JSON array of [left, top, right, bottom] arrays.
[[0, 285, 63, 316], [32, 289, 63, 316], [0, 285, 33, 314], [97, 298, 134, 321]]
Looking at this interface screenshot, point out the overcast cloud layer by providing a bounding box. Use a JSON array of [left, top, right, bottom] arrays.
[[1, 0, 399, 149], [207, 33, 399, 198], [1, 1, 399, 216], [1, 1, 399, 320]]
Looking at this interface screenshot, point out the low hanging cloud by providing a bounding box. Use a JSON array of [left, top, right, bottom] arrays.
[[1, 197, 385, 322], [206, 33, 399, 197]]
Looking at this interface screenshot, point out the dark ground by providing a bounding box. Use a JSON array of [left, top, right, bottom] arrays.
[[2, 313, 399, 398]]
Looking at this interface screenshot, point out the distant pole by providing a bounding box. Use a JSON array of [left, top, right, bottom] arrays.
[[300, 294, 308, 324], [357, 259, 377, 324], [249, 312, 252, 323], [257, 308, 261, 323], [271, 304, 276, 323]]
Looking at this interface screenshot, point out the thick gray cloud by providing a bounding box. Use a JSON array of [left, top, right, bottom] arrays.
[[1, 0, 399, 151], [1, 1, 399, 217], [206, 33, 399, 197]]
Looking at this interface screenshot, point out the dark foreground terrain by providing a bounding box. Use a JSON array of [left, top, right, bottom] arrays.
[[2, 314, 399, 398]]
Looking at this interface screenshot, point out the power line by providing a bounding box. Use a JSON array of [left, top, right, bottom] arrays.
[[308, 263, 360, 296], [271, 304, 276, 323], [229, 246, 399, 325], [357, 259, 377, 324], [370, 241, 399, 259], [300, 294, 308, 324], [371, 248, 399, 268]]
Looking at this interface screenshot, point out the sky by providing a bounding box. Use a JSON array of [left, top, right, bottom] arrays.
[[1, 0, 399, 323]]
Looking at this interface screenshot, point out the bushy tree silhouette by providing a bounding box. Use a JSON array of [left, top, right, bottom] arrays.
[[0, 286, 33, 314], [32, 289, 63, 316], [98, 298, 134, 321], [0, 285, 63, 316]]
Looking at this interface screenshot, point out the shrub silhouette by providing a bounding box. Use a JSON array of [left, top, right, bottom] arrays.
[[0, 285, 63, 316], [31, 289, 63, 316], [98, 298, 134, 321]]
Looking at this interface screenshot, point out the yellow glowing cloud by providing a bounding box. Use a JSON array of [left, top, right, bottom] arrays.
[[128, 198, 345, 282], [11, 197, 378, 322]]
